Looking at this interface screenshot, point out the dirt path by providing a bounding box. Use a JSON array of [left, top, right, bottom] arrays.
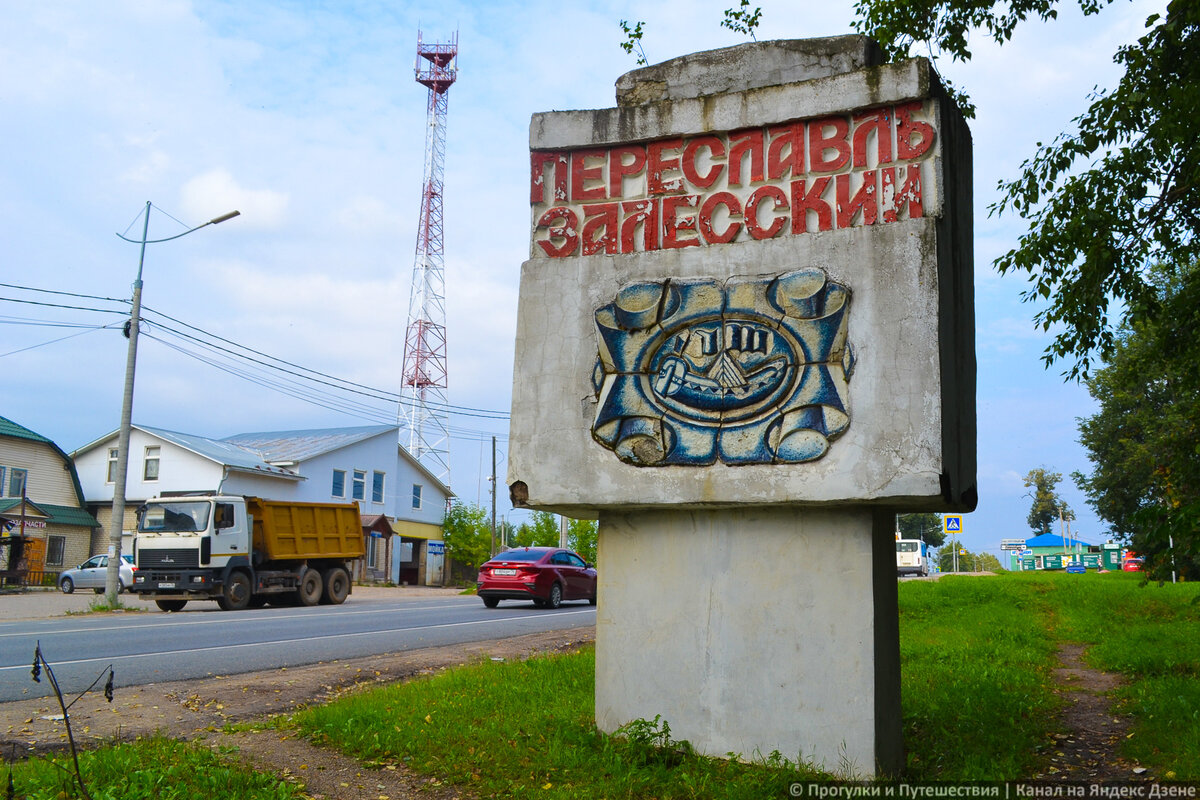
[[2, 627, 595, 799], [1037, 642, 1148, 781]]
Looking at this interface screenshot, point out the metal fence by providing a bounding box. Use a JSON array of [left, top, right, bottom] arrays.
[[0, 569, 60, 589]]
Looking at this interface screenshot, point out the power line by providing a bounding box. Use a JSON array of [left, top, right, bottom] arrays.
[[142, 304, 508, 418], [1, 281, 514, 430], [0, 296, 127, 315], [0, 321, 117, 358], [0, 281, 129, 305], [140, 330, 508, 443]]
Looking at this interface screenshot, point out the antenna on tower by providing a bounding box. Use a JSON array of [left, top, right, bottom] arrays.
[[401, 30, 457, 485]]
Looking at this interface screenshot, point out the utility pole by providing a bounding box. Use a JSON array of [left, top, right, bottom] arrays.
[[489, 435, 497, 556], [107, 203, 239, 605]]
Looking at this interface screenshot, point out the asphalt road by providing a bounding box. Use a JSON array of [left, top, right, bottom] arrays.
[[0, 589, 596, 702]]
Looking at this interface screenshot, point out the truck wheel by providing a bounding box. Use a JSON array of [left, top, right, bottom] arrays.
[[217, 572, 252, 611], [298, 569, 323, 606], [321, 567, 350, 605], [155, 599, 187, 612]]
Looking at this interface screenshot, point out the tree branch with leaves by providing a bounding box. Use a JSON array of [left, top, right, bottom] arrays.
[[855, 0, 1200, 379]]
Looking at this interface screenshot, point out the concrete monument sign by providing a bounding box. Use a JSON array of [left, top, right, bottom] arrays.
[[509, 36, 974, 778]]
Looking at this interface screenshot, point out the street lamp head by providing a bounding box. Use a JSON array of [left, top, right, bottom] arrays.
[[210, 210, 241, 225]]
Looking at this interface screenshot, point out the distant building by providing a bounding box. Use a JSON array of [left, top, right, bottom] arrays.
[[0, 416, 98, 585], [71, 424, 451, 584], [1007, 532, 1122, 571]]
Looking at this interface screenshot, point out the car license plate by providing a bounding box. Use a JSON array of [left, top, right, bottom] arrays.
[[494, 569, 516, 576], [159, 582, 176, 588]]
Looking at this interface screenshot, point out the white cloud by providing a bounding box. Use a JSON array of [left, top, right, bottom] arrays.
[[180, 169, 289, 229]]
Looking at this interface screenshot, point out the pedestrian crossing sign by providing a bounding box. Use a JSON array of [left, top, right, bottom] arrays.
[[944, 515, 963, 533]]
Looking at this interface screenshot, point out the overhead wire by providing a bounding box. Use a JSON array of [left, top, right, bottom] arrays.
[[141, 303, 510, 418], [2, 280, 513, 436]]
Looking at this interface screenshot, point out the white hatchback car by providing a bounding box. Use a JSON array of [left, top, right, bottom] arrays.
[[58, 554, 136, 594]]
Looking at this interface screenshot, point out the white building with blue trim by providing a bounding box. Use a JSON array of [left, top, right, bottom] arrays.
[[72, 424, 451, 584]]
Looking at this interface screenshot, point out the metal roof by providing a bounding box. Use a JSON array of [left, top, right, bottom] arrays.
[[136, 425, 300, 478], [0, 416, 53, 445], [1, 416, 90, 505], [1024, 533, 1095, 549], [0, 500, 97, 528], [222, 425, 399, 464]]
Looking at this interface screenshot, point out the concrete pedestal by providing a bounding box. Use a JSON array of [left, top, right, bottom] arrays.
[[595, 507, 902, 778]]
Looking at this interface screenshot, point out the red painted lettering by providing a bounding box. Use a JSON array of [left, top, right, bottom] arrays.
[[744, 185, 789, 240], [767, 123, 805, 180], [836, 171, 878, 228], [647, 138, 685, 195], [727, 129, 765, 187], [852, 108, 893, 168], [790, 177, 833, 233], [662, 194, 701, 249], [530, 151, 567, 204], [535, 207, 579, 258], [698, 192, 742, 244], [896, 101, 935, 160], [581, 203, 620, 255], [620, 199, 659, 253], [808, 116, 851, 173], [609, 145, 647, 198], [682, 135, 726, 190], [570, 150, 608, 202], [888, 163, 921, 220]]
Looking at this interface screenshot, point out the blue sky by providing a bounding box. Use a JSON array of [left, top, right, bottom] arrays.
[[1, 0, 1164, 558]]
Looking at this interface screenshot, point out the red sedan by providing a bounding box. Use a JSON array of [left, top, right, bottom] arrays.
[[477, 547, 597, 609]]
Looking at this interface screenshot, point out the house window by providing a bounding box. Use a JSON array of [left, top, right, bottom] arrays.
[[332, 469, 346, 498], [412, 483, 423, 509], [7, 468, 26, 498], [46, 535, 66, 567], [352, 470, 366, 501], [371, 471, 385, 504], [106, 448, 119, 483], [367, 536, 378, 568], [143, 446, 160, 481]]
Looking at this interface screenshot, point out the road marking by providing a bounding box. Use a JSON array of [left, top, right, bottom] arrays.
[[0, 609, 596, 673], [0, 599, 478, 639]]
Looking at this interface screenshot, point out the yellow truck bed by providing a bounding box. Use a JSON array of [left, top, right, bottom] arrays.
[[246, 497, 364, 561]]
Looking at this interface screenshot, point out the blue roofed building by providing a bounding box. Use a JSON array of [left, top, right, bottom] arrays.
[[71, 424, 451, 584], [1006, 531, 1123, 571]]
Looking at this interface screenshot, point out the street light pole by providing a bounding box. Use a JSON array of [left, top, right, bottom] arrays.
[[104, 203, 240, 604]]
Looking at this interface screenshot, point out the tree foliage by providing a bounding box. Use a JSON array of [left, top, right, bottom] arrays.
[[507, 513, 599, 563], [721, 0, 763, 41], [567, 518, 599, 564], [441, 501, 492, 568], [510, 511, 560, 549], [619, 3, 764, 67], [855, 0, 1200, 378], [1023, 468, 1074, 536], [1074, 263, 1200, 581], [897, 512, 946, 547], [936, 543, 1004, 572]]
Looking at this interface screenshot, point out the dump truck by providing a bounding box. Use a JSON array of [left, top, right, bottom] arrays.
[[131, 494, 363, 612]]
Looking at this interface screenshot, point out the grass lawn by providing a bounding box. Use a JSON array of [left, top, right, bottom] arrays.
[[9, 570, 1198, 797]]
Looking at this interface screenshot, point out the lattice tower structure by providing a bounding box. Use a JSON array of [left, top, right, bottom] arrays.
[[401, 30, 457, 484]]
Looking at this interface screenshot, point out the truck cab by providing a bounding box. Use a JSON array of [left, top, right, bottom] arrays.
[[133, 495, 253, 609]]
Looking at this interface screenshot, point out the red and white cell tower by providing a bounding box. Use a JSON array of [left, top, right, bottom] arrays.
[[401, 30, 457, 484]]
